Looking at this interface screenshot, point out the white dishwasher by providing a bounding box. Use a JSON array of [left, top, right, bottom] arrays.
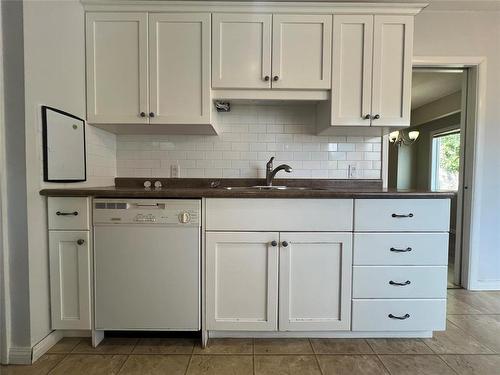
[[93, 199, 200, 331]]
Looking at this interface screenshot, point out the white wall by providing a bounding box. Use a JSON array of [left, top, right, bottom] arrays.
[[1, 0, 31, 352], [414, 9, 500, 287], [117, 104, 382, 179], [23, 0, 115, 347]]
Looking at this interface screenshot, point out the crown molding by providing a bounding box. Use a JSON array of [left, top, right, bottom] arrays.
[[81, 1, 428, 15]]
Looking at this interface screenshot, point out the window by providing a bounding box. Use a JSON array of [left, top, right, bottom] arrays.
[[431, 129, 460, 191]]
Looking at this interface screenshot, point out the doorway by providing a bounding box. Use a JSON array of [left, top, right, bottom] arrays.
[[387, 67, 467, 289]]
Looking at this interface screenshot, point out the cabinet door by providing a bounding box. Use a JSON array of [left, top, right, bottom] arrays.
[[272, 14, 332, 89], [49, 231, 91, 330], [86, 13, 148, 124], [279, 232, 352, 331], [149, 13, 211, 124], [331, 15, 373, 126], [212, 13, 272, 89], [206, 232, 279, 331], [371, 15, 413, 127]]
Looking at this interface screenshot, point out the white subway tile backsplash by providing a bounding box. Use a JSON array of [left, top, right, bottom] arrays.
[[115, 104, 383, 179]]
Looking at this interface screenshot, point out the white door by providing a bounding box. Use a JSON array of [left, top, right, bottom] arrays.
[[212, 13, 272, 89], [331, 15, 373, 127], [149, 13, 211, 124], [371, 15, 413, 127], [49, 231, 91, 330], [279, 232, 352, 331], [86, 13, 148, 124], [271, 14, 332, 89], [206, 232, 279, 331]]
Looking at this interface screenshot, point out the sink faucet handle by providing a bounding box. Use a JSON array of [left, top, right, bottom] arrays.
[[267, 157, 275, 170]]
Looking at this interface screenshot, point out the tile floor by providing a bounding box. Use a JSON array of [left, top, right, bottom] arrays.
[[3, 289, 500, 374]]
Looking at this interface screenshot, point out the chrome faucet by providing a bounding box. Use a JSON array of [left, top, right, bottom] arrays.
[[266, 157, 292, 186]]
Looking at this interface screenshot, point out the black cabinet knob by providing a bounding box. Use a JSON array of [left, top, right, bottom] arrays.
[[282, 241, 289, 247], [149, 112, 155, 118], [264, 76, 270, 81], [273, 76, 279, 81], [140, 112, 146, 117], [270, 240, 277, 247]]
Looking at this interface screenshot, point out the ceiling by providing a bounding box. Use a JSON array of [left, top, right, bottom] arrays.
[[411, 71, 463, 109]]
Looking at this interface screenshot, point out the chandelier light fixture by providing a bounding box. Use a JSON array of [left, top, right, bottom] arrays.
[[389, 130, 420, 147]]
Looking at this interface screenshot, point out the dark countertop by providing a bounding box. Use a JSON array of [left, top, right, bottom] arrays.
[[40, 178, 455, 199]]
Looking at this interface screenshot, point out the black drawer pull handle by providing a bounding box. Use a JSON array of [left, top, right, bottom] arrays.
[[389, 280, 411, 286], [392, 213, 414, 218], [390, 247, 412, 253], [56, 211, 78, 216], [388, 313, 410, 320]]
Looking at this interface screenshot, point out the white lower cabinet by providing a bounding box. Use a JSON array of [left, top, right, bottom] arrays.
[[351, 198, 450, 333], [352, 299, 447, 331], [206, 232, 279, 331], [49, 231, 91, 330], [206, 231, 352, 332], [279, 232, 352, 331], [352, 266, 447, 299]]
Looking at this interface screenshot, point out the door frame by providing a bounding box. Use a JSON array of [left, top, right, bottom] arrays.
[[383, 56, 485, 290], [0, 6, 10, 361]]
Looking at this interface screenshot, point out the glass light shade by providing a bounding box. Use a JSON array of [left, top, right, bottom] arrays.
[[389, 131, 399, 142], [408, 131, 420, 141]]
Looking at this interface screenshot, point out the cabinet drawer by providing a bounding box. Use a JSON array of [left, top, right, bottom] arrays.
[[48, 197, 90, 230], [353, 266, 447, 299], [353, 233, 449, 265], [206, 199, 353, 231], [354, 199, 450, 232], [352, 299, 446, 331]]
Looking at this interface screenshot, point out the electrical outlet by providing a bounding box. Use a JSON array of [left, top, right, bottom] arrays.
[[171, 164, 180, 178], [348, 164, 357, 179]]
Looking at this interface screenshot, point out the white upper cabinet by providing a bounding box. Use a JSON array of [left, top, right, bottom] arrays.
[[279, 232, 352, 331], [272, 14, 332, 89], [330, 15, 413, 128], [212, 13, 272, 89], [86, 13, 148, 124], [149, 13, 211, 124], [331, 15, 373, 126], [212, 13, 331, 90], [371, 16, 414, 127]]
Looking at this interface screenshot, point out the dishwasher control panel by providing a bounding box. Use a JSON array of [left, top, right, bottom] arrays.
[[93, 199, 200, 226]]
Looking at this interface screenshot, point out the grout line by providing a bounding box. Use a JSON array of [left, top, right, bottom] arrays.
[[436, 354, 460, 375], [375, 354, 393, 375], [184, 352, 194, 375], [47, 353, 70, 375], [115, 355, 130, 374], [253, 338, 256, 375], [310, 338, 325, 375], [444, 319, 498, 354]]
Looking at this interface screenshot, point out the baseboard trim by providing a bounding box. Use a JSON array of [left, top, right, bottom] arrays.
[[469, 280, 500, 291], [209, 330, 433, 339], [8, 346, 32, 365], [31, 330, 92, 363], [32, 331, 63, 363]]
